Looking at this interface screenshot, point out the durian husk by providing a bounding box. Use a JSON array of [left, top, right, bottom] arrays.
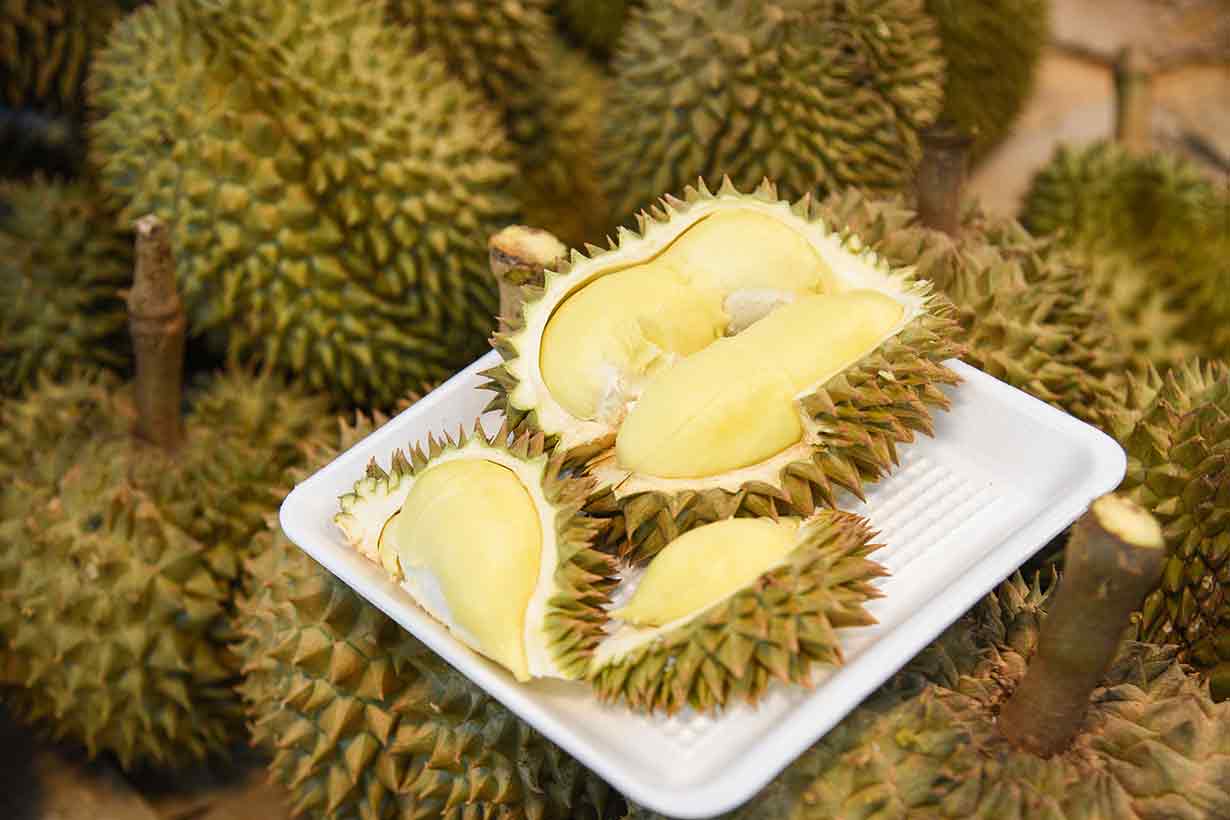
[[237, 410, 619, 819], [599, 0, 945, 223], [336, 422, 618, 680], [817, 189, 1136, 425], [90, 0, 517, 409], [925, 0, 1049, 159], [0, 179, 132, 395], [589, 510, 885, 715], [485, 180, 963, 563], [0, 367, 333, 769], [627, 572, 1230, 819]]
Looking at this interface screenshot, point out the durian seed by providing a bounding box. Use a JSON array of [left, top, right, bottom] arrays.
[[539, 210, 835, 421], [615, 518, 801, 627], [616, 290, 904, 478], [379, 459, 542, 681]]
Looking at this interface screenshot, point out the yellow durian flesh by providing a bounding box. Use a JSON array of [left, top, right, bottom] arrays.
[[615, 518, 801, 627], [617, 290, 904, 478], [539, 210, 837, 421], [379, 459, 542, 681]]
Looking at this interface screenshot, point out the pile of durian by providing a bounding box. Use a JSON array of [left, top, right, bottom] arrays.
[[0, 1, 1228, 819]]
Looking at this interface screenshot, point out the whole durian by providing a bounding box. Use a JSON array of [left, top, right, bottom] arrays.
[[486, 180, 963, 561], [0, 219, 333, 769], [600, 0, 946, 222], [925, 0, 1049, 158], [628, 497, 1230, 820], [0, 179, 131, 394], [237, 411, 619, 820], [91, 0, 518, 408], [1021, 141, 1230, 361]]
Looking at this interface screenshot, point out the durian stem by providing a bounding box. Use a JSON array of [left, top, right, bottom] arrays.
[[1114, 47, 1154, 156], [128, 215, 186, 453], [917, 121, 972, 238], [997, 494, 1165, 756], [488, 225, 566, 327]]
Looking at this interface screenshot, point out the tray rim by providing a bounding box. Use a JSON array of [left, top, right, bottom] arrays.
[[280, 353, 1127, 818]]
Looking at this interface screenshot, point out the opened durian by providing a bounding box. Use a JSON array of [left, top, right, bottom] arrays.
[[629, 496, 1230, 820], [240, 412, 618, 820], [926, 0, 1049, 158], [336, 425, 616, 681], [600, 0, 945, 223], [818, 188, 1135, 424], [487, 181, 962, 560], [91, 0, 517, 408], [0, 218, 332, 769], [0, 179, 131, 394], [591, 512, 885, 714]]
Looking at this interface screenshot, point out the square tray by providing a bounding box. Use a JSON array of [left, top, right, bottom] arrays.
[[280, 351, 1126, 819]]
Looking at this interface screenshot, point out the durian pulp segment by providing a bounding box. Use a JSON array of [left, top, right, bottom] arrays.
[[615, 518, 801, 627], [379, 459, 542, 681], [539, 210, 838, 423], [616, 290, 905, 478]]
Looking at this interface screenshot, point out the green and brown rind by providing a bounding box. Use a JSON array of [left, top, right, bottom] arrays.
[[336, 423, 618, 679], [589, 511, 885, 715]]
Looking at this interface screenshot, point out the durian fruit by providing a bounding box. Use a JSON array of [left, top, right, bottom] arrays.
[[91, 0, 518, 409], [336, 424, 617, 682], [1101, 360, 1230, 697], [600, 0, 945, 223], [590, 512, 885, 714], [486, 180, 963, 561], [238, 412, 619, 819], [818, 188, 1134, 424], [630, 496, 1230, 820], [925, 0, 1049, 158], [0, 217, 332, 769], [556, 0, 635, 56], [0, 179, 131, 394]]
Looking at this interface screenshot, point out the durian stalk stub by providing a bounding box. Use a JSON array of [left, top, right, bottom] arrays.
[[917, 121, 972, 237], [997, 493, 1165, 756], [128, 214, 185, 452]]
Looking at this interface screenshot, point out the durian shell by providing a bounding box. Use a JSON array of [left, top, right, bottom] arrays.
[[0, 368, 333, 769], [485, 180, 963, 563], [336, 422, 618, 680], [237, 411, 619, 819], [599, 0, 946, 223], [90, 0, 517, 409], [0, 179, 132, 395], [589, 510, 886, 714]]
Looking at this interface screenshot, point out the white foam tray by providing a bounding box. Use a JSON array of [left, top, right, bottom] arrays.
[[280, 351, 1126, 819]]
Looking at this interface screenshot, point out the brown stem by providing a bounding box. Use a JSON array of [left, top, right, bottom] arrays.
[[1114, 47, 1154, 156], [997, 494, 1165, 756], [488, 225, 566, 328], [917, 120, 972, 238], [128, 215, 186, 452]]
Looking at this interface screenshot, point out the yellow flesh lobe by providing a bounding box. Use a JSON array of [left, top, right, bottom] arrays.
[[539, 211, 836, 420], [616, 290, 905, 478], [615, 518, 801, 627], [380, 460, 542, 681]]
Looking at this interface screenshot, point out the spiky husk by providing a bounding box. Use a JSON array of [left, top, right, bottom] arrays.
[[91, 0, 516, 409], [337, 423, 617, 680], [1105, 361, 1230, 694], [238, 411, 618, 819], [557, 0, 634, 55], [590, 511, 884, 715], [628, 572, 1230, 819], [0, 368, 332, 768], [1021, 141, 1230, 361], [600, 0, 945, 222], [0, 179, 131, 395], [486, 181, 963, 563], [925, 0, 1048, 159], [818, 189, 1136, 424]]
